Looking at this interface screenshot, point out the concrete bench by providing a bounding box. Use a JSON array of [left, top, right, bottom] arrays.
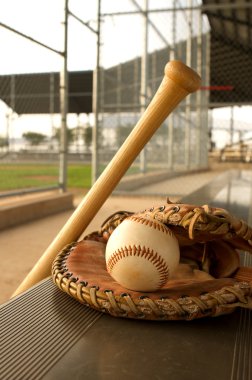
[[0, 192, 74, 230]]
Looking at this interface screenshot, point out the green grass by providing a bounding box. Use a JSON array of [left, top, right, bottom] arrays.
[[0, 162, 144, 193], [67, 164, 92, 188], [0, 163, 92, 191]]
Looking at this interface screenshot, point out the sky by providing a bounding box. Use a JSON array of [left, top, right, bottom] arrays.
[[0, 0, 183, 141], [0, 0, 98, 141], [0, 0, 206, 74], [0, 0, 98, 74]]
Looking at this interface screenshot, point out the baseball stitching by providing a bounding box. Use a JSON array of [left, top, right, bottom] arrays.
[[106, 245, 170, 288], [129, 215, 174, 236]]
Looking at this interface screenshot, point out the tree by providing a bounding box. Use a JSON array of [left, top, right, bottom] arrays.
[[83, 126, 92, 150], [0, 137, 8, 148], [115, 124, 133, 148], [53, 127, 74, 147], [22, 132, 46, 146]]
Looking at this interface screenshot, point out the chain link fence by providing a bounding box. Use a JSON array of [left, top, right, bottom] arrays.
[[97, 0, 210, 178], [0, 0, 96, 195], [0, 1, 62, 194], [206, 1, 252, 165]]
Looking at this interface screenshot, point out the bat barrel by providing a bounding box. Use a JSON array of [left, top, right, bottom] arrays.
[[165, 60, 201, 93]]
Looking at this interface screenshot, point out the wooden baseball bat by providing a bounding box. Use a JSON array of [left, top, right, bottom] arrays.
[[12, 60, 201, 297]]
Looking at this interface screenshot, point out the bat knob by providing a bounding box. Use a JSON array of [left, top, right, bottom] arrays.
[[165, 60, 201, 94]]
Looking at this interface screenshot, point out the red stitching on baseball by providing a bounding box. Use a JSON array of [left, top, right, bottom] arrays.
[[128, 215, 174, 237], [106, 246, 170, 288]]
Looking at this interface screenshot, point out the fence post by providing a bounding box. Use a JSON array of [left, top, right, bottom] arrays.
[[140, 0, 148, 174], [92, 0, 102, 184], [59, 0, 69, 192]]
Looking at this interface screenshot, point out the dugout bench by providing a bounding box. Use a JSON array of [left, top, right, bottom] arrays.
[[1, 169, 251, 380]]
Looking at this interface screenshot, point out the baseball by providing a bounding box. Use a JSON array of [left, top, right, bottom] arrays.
[[105, 215, 180, 292]]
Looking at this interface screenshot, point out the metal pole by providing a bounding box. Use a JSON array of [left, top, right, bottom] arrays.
[[130, 0, 169, 46], [49, 73, 55, 141], [117, 63, 122, 140], [101, 2, 252, 16], [59, 0, 68, 192], [168, 0, 176, 170], [196, 8, 203, 168], [5, 111, 10, 153], [151, 51, 157, 94], [0, 22, 63, 56], [230, 106, 234, 145], [9, 75, 15, 152], [134, 57, 140, 107], [185, 0, 192, 169], [92, 0, 101, 184], [140, 0, 148, 173], [204, 30, 211, 167]]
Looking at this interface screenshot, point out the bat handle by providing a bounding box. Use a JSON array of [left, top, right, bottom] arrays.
[[12, 61, 201, 297]]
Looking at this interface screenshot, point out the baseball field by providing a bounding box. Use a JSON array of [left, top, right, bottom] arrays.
[[0, 163, 92, 191]]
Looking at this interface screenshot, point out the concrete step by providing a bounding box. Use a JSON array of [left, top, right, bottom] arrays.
[[0, 192, 74, 230]]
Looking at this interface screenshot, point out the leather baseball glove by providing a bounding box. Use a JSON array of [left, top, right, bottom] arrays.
[[52, 200, 252, 320]]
